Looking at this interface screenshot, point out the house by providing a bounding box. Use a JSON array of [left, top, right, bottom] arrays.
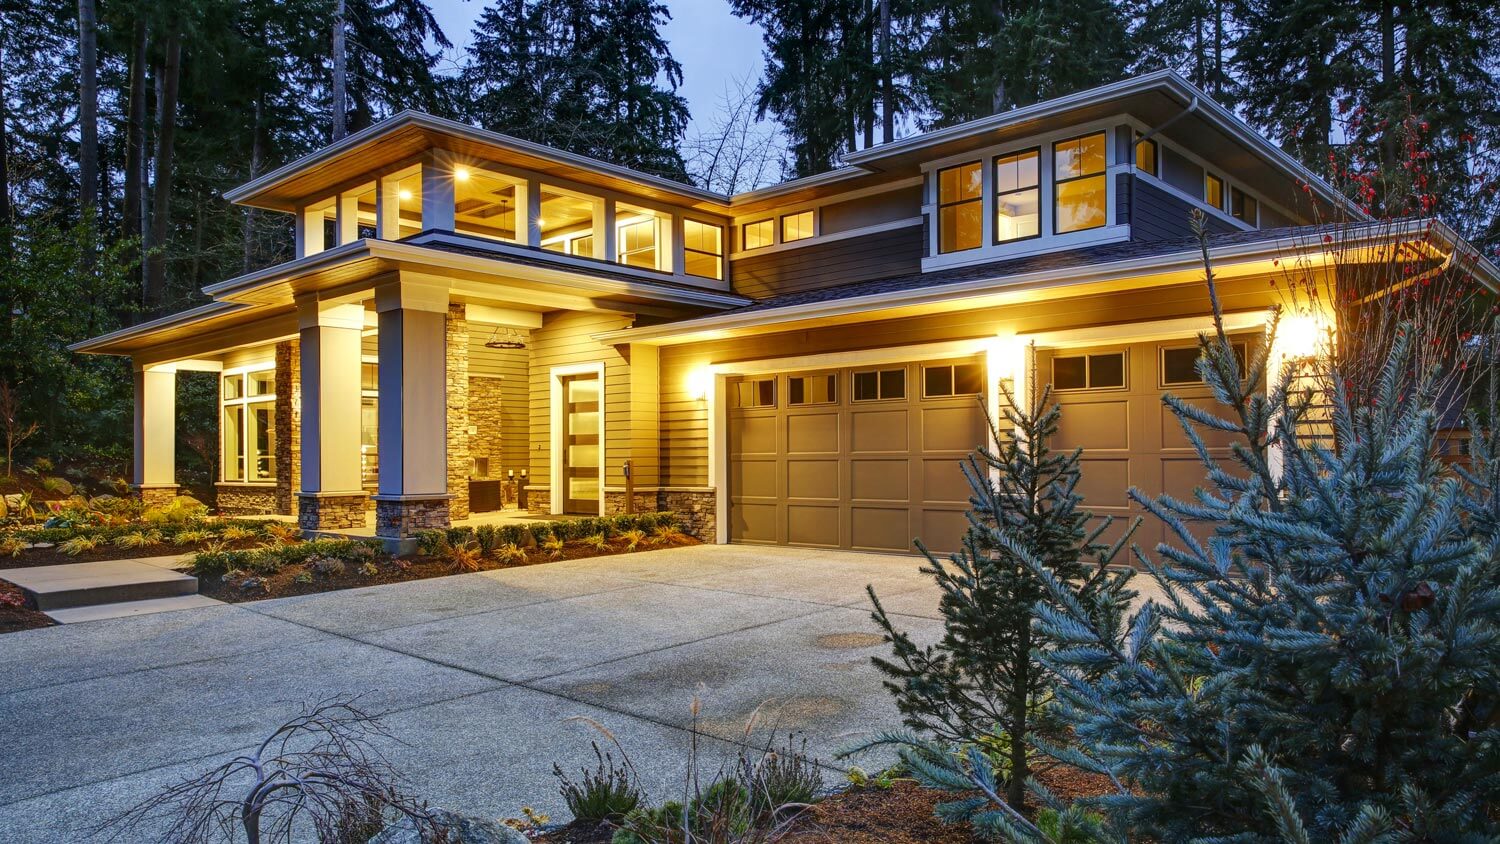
[[72, 70, 1499, 552]]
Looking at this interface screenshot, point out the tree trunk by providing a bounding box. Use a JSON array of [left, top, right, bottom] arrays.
[[331, 0, 347, 141], [1379, 0, 1398, 174], [1007, 622, 1031, 809], [242, 97, 264, 273], [144, 28, 181, 313], [77, 0, 98, 215], [124, 16, 147, 249], [0, 46, 12, 238], [880, 0, 893, 144]]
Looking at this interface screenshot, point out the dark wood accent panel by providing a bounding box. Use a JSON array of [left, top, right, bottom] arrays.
[[1126, 175, 1240, 242], [730, 227, 922, 299]]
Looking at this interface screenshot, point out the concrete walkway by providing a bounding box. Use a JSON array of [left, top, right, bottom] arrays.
[[0, 545, 948, 842]]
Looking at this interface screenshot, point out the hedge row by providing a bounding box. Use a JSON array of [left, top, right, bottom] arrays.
[[9, 517, 283, 546], [190, 538, 385, 578], [414, 511, 680, 556]]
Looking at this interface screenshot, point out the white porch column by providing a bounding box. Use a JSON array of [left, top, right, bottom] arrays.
[[336, 192, 360, 244], [132, 363, 177, 507], [296, 298, 367, 531], [295, 205, 325, 258], [375, 176, 401, 240], [373, 276, 453, 539]]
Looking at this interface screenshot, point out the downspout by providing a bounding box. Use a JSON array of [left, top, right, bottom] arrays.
[[1130, 97, 1201, 231]]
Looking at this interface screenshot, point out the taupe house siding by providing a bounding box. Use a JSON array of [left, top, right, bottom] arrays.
[[1123, 174, 1242, 241], [730, 226, 923, 299]]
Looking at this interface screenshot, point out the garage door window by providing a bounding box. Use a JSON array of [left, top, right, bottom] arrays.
[[1052, 352, 1126, 390], [731, 378, 776, 408], [853, 368, 906, 402], [923, 362, 984, 397], [789, 373, 838, 405], [1162, 342, 1247, 385]]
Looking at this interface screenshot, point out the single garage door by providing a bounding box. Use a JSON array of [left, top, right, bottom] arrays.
[[727, 356, 987, 553], [1038, 333, 1259, 549]]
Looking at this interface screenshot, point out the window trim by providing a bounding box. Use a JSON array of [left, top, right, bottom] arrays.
[[682, 218, 724, 280], [1134, 135, 1158, 177], [220, 364, 277, 485], [1204, 173, 1226, 210], [1230, 187, 1258, 226], [742, 217, 774, 251], [936, 160, 984, 254], [992, 147, 1041, 246], [730, 376, 778, 409], [780, 209, 815, 243], [852, 367, 908, 403], [1052, 131, 1109, 236], [787, 372, 839, 407], [921, 361, 985, 399], [1159, 341, 1250, 387], [1050, 350, 1128, 392]]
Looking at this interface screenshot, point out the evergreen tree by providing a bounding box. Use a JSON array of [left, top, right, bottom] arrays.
[[849, 380, 1136, 812], [463, 0, 689, 180], [337, 0, 453, 133]]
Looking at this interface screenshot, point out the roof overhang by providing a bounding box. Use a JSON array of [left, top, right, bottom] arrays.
[[224, 111, 731, 214], [596, 220, 1499, 347]]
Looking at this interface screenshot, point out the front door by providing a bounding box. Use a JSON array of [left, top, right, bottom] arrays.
[[561, 372, 601, 514]]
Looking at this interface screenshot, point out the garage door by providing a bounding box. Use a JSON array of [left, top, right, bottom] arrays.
[[727, 357, 987, 553], [1038, 334, 1259, 549]]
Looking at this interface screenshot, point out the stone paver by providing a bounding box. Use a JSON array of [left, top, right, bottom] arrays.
[[0, 545, 944, 842]]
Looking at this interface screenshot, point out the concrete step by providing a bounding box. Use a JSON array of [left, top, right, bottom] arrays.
[[4, 560, 199, 611], [45, 594, 223, 624]]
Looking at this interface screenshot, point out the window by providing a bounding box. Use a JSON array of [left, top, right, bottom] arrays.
[[1135, 136, 1158, 176], [1054, 132, 1108, 234], [539, 187, 597, 256], [1052, 352, 1126, 390], [743, 218, 774, 250], [1231, 188, 1258, 225], [923, 362, 984, 397], [683, 219, 724, 280], [853, 368, 906, 402], [222, 367, 276, 483], [788, 374, 837, 405], [1205, 173, 1225, 210], [731, 377, 776, 408], [994, 149, 1040, 243], [781, 210, 814, 243], [937, 161, 983, 253], [360, 362, 379, 488], [1162, 342, 1248, 385], [454, 167, 522, 242], [617, 215, 659, 269]]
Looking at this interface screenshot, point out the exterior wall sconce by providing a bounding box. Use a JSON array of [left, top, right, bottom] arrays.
[[687, 368, 712, 402]]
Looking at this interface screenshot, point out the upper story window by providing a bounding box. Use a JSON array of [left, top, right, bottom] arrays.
[[938, 161, 983, 253], [683, 219, 724, 280], [616, 203, 664, 270], [994, 149, 1040, 243], [1230, 187, 1258, 225], [539, 187, 597, 257], [781, 210, 815, 242], [1054, 132, 1107, 234], [743, 218, 774, 250], [454, 166, 522, 242], [1205, 173, 1225, 210], [1135, 135, 1158, 176], [222, 368, 276, 483]]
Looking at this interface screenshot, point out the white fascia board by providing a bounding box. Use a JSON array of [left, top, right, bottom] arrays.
[[68, 300, 250, 354]]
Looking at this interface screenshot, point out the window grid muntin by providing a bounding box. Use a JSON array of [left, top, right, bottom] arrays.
[[922, 362, 984, 398], [852, 368, 907, 402]]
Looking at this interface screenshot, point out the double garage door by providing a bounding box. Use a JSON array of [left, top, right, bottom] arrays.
[[727, 336, 1256, 554], [727, 357, 986, 553]]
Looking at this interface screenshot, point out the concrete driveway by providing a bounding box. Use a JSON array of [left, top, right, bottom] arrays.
[[0, 545, 946, 841]]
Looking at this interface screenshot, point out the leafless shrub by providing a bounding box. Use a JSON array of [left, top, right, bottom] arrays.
[[104, 698, 432, 844]]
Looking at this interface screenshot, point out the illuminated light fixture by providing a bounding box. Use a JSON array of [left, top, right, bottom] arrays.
[[687, 368, 713, 402], [454, 166, 470, 181], [484, 326, 527, 350], [398, 189, 413, 201], [535, 217, 546, 228], [1276, 312, 1330, 360]]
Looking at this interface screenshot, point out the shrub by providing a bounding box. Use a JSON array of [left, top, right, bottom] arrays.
[[0, 534, 24, 557], [649, 525, 685, 546], [554, 742, 642, 824], [259, 521, 302, 546], [621, 528, 647, 551], [189, 539, 385, 579], [583, 533, 609, 551], [217, 525, 258, 542], [543, 536, 566, 559], [496, 543, 527, 564], [475, 524, 499, 556], [113, 529, 163, 550], [172, 529, 214, 547], [445, 539, 483, 573], [58, 535, 100, 556], [740, 735, 822, 816], [309, 557, 346, 578], [358, 562, 379, 578]]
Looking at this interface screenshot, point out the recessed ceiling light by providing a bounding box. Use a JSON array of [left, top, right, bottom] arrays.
[[398, 189, 412, 201]]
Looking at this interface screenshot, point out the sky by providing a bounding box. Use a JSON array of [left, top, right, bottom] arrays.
[[425, 0, 768, 137]]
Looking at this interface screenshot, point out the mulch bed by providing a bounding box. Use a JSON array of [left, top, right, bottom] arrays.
[[0, 580, 55, 634], [200, 536, 701, 604], [535, 766, 1115, 844], [0, 537, 266, 570]]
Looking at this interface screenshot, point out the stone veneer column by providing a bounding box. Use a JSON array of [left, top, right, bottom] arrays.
[[373, 277, 454, 539], [446, 303, 469, 520], [297, 300, 367, 531], [274, 339, 302, 515]]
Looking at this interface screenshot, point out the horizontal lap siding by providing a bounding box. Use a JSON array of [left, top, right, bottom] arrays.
[[731, 228, 923, 299], [659, 273, 1297, 488], [1128, 175, 1241, 241], [528, 311, 634, 489]]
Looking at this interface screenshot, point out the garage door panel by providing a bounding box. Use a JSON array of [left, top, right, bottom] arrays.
[[1159, 397, 1237, 450], [788, 459, 840, 500], [731, 415, 776, 455], [851, 409, 908, 452], [788, 505, 841, 546], [921, 458, 971, 504], [1054, 399, 1131, 450], [731, 459, 777, 499], [917, 508, 969, 555], [851, 507, 913, 552], [788, 412, 840, 453], [851, 459, 909, 502], [922, 405, 985, 452], [729, 502, 778, 543], [1076, 457, 1130, 507]]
